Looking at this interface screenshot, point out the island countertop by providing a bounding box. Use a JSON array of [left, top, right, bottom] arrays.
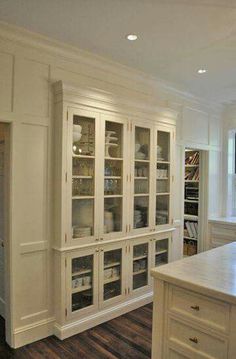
[[151, 242, 236, 305]]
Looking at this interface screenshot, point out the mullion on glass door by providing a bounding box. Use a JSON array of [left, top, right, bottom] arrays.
[[68, 109, 99, 245]]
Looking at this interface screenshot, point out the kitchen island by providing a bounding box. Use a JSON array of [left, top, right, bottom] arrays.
[[151, 243, 236, 359]]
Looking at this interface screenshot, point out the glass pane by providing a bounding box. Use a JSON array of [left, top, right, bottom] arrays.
[[157, 131, 170, 162], [71, 255, 93, 311], [104, 198, 122, 233], [72, 199, 94, 238], [104, 249, 122, 301], [134, 196, 149, 228], [105, 121, 123, 158], [156, 195, 169, 225], [104, 179, 122, 195], [104, 159, 122, 177], [72, 115, 95, 156], [73, 158, 94, 176], [133, 243, 148, 290], [135, 127, 150, 160], [134, 162, 149, 194], [155, 239, 168, 266], [73, 178, 94, 196]]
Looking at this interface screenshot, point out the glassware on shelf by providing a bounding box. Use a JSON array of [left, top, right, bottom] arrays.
[[104, 179, 122, 195], [156, 195, 169, 225], [104, 159, 122, 177], [71, 255, 94, 312], [133, 197, 149, 229], [72, 178, 94, 197], [133, 243, 148, 290], [73, 158, 94, 176], [103, 249, 122, 301]]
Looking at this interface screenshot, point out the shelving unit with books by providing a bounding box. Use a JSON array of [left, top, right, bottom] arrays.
[[183, 149, 200, 257]]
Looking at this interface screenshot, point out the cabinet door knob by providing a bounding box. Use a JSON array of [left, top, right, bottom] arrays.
[[100, 248, 104, 252], [190, 305, 200, 311], [189, 337, 198, 344], [95, 249, 99, 252]]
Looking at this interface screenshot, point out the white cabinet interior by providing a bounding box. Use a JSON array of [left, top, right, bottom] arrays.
[[53, 82, 176, 339]]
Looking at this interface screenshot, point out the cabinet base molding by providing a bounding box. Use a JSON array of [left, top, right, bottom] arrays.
[[12, 317, 55, 349], [54, 291, 153, 340]]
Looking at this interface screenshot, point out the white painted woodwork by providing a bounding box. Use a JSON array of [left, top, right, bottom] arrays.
[[208, 218, 236, 249], [151, 243, 236, 359], [0, 22, 223, 348]]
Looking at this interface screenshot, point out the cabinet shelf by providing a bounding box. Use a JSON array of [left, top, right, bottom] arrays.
[[157, 161, 170, 164], [134, 177, 148, 180], [104, 276, 120, 284], [72, 176, 93, 179], [184, 199, 198, 203], [135, 159, 150, 163], [185, 180, 199, 183], [155, 249, 168, 255], [104, 194, 123, 198], [72, 269, 92, 276], [72, 195, 94, 200], [133, 269, 147, 276], [72, 284, 92, 294], [157, 177, 168, 180], [104, 176, 121, 179], [185, 164, 199, 167], [156, 192, 170, 196], [133, 255, 148, 261], [134, 193, 149, 197], [73, 154, 95, 159], [105, 157, 123, 161], [184, 236, 198, 241], [104, 262, 121, 269], [184, 214, 198, 220]]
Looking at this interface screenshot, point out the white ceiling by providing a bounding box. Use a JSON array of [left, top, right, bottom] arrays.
[[1, 0, 236, 104]]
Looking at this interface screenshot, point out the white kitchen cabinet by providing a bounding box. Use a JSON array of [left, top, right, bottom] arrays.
[[53, 81, 176, 339]]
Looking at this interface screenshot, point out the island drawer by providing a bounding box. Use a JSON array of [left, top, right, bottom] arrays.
[[167, 316, 228, 359], [168, 285, 230, 333]]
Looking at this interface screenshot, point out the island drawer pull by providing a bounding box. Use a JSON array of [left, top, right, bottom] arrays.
[[189, 337, 198, 344], [190, 305, 200, 311]]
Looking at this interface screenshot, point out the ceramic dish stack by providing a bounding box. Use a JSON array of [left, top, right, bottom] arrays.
[[105, 130, 118, 157], [73, 124, 82, 142], [73, 226, 92, 238]]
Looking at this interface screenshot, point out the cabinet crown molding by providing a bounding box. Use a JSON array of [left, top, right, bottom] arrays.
[[53, 81, 178, 124]]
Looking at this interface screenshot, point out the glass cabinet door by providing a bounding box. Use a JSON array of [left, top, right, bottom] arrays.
[[69, 251, 98, 316], [156, 130, 171, 226], [133, 126, 151, 230], [154, 238, 169, 267], [132, 242, 149, 290], [70, 112, 97, 242], [101, 247, 123, 305], [103, 118, 125, 237]]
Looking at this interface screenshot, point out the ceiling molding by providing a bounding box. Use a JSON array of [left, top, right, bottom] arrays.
[[0, 21, 223, 113]]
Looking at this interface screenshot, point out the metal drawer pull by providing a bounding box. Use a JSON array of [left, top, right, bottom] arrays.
[[190, 305, 200, 311], [189, 337, 198, 344]]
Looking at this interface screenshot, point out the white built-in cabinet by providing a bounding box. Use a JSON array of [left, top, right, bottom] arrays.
[[53, 81, 176, 339]]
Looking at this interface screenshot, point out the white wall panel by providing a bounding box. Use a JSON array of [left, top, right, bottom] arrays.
[[0, 52, 14, 112], [182, 107, 209, 145], [14, 58, 50, 118]]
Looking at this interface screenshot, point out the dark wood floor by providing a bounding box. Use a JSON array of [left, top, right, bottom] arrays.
[[0, 303, 152, 358]]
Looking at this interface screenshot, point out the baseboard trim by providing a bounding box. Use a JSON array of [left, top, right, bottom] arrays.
[[54, 291, 153, 340], [0, 297, 5, 318], [13, 317, 55, 348]]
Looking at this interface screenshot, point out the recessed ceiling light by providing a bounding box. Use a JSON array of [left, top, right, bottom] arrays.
[[126, 34, 138, 41], [197, 68, 207, 74]]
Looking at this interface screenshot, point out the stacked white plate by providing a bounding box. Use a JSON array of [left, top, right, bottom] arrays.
[[73, 124, 82, 142], [73, 226, 91, 238]]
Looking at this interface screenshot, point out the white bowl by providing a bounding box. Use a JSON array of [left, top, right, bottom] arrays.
[[73, 124, 82, 133], [135, 143, 141, 152], [73, 132, 82, 142]]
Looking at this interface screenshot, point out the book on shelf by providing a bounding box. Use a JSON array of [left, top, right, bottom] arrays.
[[185, 152, 199, 166], [185, 221, 198, 239]]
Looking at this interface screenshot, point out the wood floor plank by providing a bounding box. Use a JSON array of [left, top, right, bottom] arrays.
[[0, 304, 152, 358]]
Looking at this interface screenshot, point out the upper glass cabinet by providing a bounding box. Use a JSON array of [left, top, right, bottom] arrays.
[[103, 117, 126, 238], [133, 126, 151, 230], [155, 130, 171, 226], [70, 111, 98, 243]]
